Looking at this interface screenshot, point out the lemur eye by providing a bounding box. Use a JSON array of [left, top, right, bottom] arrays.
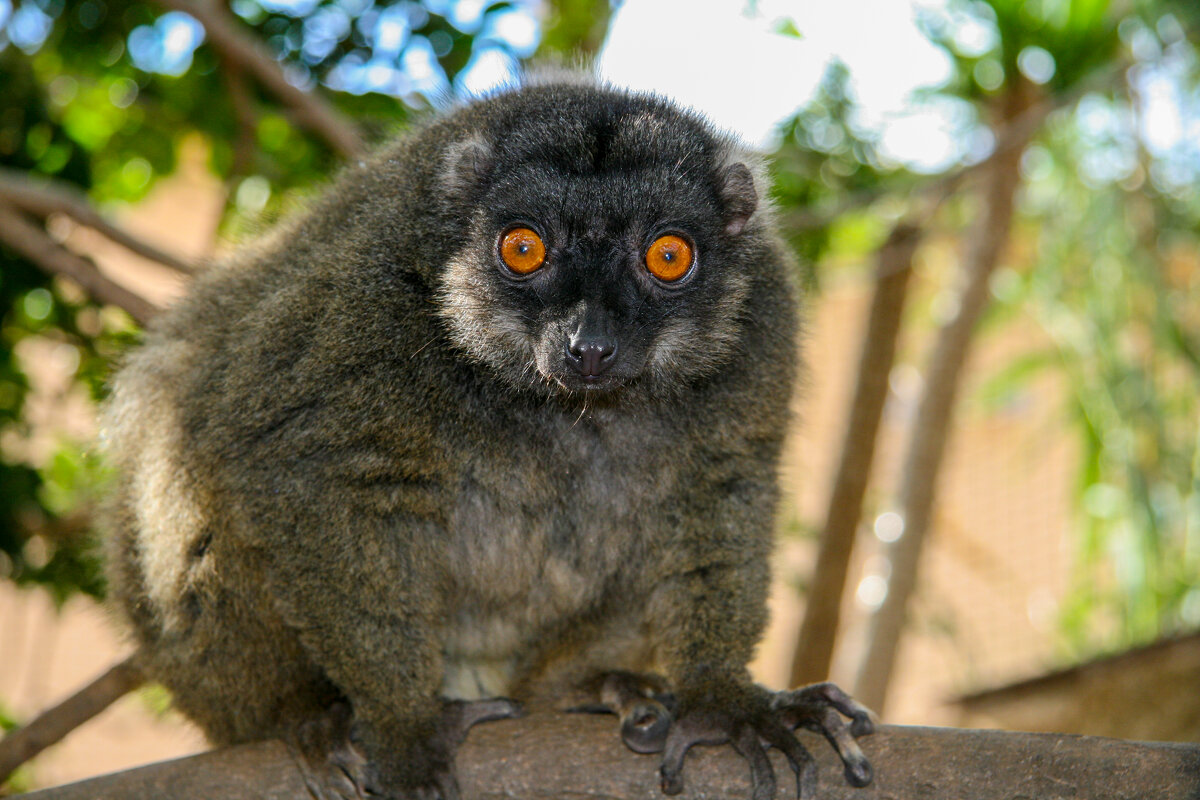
[[645, 234, 694, 282], [499, 227, 546, 275]]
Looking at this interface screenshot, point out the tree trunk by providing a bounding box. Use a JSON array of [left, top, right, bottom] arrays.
[[789, 223, 921, 688], [852, 79, 1040, 714]]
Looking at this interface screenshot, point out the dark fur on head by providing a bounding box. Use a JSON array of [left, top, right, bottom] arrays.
[[430, 83, 774, 401]]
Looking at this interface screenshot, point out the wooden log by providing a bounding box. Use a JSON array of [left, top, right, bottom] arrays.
[[13, 715, 1200, 799]]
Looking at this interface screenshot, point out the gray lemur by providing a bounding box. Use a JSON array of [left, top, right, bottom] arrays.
[[101, 79, 874, 800]]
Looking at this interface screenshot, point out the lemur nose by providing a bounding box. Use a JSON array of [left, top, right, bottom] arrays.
[[566, 336, 616, 377]]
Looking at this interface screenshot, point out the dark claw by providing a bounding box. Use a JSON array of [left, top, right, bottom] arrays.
[[844, 754, 873, 788], [656, 681, 872, 800]]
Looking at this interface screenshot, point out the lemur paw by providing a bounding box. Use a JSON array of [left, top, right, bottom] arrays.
[[659, 681, 873, 800], [290, 702, 370, 800]]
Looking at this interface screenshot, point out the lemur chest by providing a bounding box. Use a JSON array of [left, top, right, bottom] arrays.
[[439, 418, 671, 698], [445, 447, 649, 615]]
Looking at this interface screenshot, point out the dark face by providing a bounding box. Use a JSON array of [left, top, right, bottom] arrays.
[[435, 88, 763, 403]]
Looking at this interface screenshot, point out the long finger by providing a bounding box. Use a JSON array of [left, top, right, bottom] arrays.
[[659, 727, 699, 796], [760, 722, 818, 800], [811, 706, 872, 787], [776, 683, 875, 737], [730, 724, 777, 800]]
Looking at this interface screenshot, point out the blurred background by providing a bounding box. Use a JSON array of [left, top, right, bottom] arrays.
[[1, 0, 1198, 791]]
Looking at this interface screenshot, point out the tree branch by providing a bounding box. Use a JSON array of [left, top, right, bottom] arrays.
[[0, 203, 161, 324], [0, 657, 144, 785], [9, 716, 1199, 799], [148, 0, 364, 159], [0, 169, 195, 275], [789, 222, 922, 687]]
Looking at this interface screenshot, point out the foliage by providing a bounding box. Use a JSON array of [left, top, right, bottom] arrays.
[[919, 0, 1119, 105], [778, 0, 1197, 669], [535, 0, 609, 59], [923, 0, 1199, 656], [900, 0, 1200, 659], [769, 60, 911, 278], [991, 13, 1200, 651], [0, 49, 135, 600]]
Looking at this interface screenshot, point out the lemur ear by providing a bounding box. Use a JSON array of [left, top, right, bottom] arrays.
[[719, 162, 758, 236], [439, 135, 494, 198]]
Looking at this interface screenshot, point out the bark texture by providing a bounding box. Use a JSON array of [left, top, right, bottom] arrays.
[[12, 715, 1200, 800]]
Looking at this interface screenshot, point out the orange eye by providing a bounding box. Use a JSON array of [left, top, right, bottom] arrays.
[[645, 234, 694, 282], [499, 227, 546, 275]]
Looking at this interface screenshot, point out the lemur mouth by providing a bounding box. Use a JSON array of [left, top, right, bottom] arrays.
[[546, 369, 628, 396], [575, 375, 626, 393]]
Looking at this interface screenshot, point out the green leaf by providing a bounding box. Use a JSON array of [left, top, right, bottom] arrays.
[[773, 18, 803, 39]]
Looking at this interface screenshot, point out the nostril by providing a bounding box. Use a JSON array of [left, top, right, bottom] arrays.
[[566, 338, 617, 377]]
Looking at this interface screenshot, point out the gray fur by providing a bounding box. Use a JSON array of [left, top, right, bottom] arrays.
[[102, 81, 799, 797]]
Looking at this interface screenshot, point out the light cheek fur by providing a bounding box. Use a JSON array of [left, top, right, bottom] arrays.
[[647, 271, 752, 384], [436, 247, 539, 380]]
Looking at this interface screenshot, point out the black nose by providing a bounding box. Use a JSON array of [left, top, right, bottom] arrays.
[[566, 335, 616, 377]]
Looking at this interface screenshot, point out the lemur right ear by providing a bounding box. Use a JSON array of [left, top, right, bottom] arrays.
[[719, 162, 758, 237], [439, 135, 494, 198]]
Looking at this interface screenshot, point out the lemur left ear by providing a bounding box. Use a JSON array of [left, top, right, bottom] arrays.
[[439, 134, 495, 199], [719, 162, 758, 236]]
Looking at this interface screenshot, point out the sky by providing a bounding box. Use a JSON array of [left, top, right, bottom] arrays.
[[426, 0, 968, 170], [597, 0, 961, 169]]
